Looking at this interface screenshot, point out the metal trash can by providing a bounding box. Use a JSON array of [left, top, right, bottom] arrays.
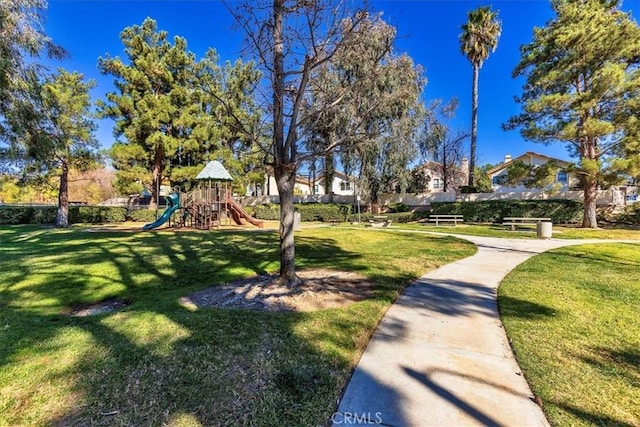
[[537, 221, 552, 239], [293, 212, 301, 231]]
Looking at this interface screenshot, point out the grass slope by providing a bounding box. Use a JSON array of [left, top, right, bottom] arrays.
[[499, 243, 640, 426], [0, 225, 474, 426]]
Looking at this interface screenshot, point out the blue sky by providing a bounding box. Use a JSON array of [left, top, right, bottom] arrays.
[[45, 0, 638, 167]]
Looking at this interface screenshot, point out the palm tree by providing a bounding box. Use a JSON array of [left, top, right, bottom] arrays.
[[460, 6, 501, 188]]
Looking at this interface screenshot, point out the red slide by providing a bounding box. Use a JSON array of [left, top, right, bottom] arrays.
[[226, 196, 264, 228]]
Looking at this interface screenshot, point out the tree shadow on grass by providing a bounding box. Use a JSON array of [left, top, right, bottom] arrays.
[[3, 226, 440, 426], [497, 295, 557, 320], [577, 346, 640, 387], [551, 400, 637, 427]]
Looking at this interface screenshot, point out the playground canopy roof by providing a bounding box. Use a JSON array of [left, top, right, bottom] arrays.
[[196, 160, 233, 181]]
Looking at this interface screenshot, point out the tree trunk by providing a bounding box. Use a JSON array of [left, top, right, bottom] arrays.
[[468, 63, 479, 188], [275, 165, 300, 287], [582, 175, 598, 228], [150, 154, 162, 210], [56, 163, 70, 228], [442, 145, 448, 192], [272, 0, 300, 287]]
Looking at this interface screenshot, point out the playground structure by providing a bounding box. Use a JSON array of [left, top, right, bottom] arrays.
[[181, 186, 264, 229], [142, 160, 264, 230], [143, 188, 264, 230]]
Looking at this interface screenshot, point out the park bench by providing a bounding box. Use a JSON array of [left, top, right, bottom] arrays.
[[428, 214, 464, 226], [370, 215, 392, 228], [502, 217, 551, 231]]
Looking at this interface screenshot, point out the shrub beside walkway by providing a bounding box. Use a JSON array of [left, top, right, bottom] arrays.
[[334, 234, 619, 427]]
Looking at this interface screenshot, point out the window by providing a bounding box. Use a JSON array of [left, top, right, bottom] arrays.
[[314, 184, 320, 194], [340, 181, 351, 191], [557, 171, 568, 184], [432, 178, 441, 189], [492, 174, 507, 186]]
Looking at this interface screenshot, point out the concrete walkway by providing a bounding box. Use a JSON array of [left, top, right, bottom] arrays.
[[333, 235, 614, 427]]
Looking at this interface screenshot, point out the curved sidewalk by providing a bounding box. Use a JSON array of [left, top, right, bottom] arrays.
[[334, 235, 610, 427]]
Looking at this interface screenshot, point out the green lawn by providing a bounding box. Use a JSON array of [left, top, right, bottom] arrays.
[[391, 222, 640, 240], [0, 225, 475, 426], [499, 243, 640, 426]]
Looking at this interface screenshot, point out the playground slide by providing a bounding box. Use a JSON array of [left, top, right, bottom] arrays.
[[226, 197, 264, 228], [142, 193, 180, 230]]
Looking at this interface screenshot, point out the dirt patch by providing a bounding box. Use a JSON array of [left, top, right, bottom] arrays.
[[180, 269, 374, 312], [65, 298, 129, 317]]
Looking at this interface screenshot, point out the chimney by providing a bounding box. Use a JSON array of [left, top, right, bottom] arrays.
[[461, 157, 469, 172], [504, 154, 512, 164]]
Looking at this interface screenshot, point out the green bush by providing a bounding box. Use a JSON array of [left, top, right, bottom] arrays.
[[251, 203, 430, 224], [0, 206, 57, 224], [68, 206, 127, 224], [297, 204, 349, 222], [129, 208, 161, 222], [32, 208, 58, 224], [0, 205, 142, 225], [252, 204, 280, 221], [388, 202, 410, 213], [430, 199, 583, 223], [252, 203, 355, 222], [614, 202, 640, 225]]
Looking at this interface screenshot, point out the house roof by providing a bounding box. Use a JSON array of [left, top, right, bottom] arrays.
[[195, 160, 234, 181], [487, 151, 571, 175]]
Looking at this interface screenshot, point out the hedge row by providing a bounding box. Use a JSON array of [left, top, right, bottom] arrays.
[[252, 203, 355, 222], [251, 203, 427, 224], [430, 199, 584, 223], [129, 208, 160, 223], [3, 200, 632, 226], [0, 206, 58, 224], [0, 206, 127, 225], [613, 203, 640, 225]]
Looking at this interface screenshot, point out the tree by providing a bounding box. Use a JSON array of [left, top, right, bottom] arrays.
[[16, 69, 98, 227], [193, 51, 263, 195], [474, 163, 496, 193], [304, 14, 425, 211], [98, 18, 197, 208], [337, 37, 425, 210], [503, 159, 560, 191], [0, 0, 65, 157], [226, 1, 422, 285], [505, 0, 640, 228], [67, 168, 117, 204], [421, 98, 468, 192], [99, 19, 261, 204], [459, 5, 501, 188]]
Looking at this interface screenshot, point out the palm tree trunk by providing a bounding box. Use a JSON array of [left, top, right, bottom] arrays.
[[469, 63, 479, 188]]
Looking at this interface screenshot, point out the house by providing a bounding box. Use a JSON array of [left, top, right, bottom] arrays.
[[248, 174, 313, 196], [414, 158, 469, 193], [488, 152, 578, 193], [312, 171, 356, 196], [248, 170, 357, 197]]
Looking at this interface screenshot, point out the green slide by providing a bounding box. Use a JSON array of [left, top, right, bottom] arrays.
[[142, 193, 180, 230]]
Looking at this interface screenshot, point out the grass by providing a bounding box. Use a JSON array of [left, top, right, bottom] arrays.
[[388, 222, 640, 240], [498, 243, 640, 426], [0, 225, 475, 426]]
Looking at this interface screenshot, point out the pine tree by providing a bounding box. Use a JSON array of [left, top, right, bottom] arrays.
[[505, 0, 640, 227]]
